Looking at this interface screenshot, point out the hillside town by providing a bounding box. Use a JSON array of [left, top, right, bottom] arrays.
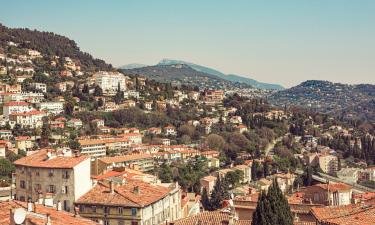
[[0, 22, 375, 225]]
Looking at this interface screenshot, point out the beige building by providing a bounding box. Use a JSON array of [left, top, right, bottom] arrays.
[[92, 154, 154, 175], [200, 175, 217, 194], [14, 149, 92, 212], [75, 179, 181, 225]]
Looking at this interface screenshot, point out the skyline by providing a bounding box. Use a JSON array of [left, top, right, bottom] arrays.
[[1, 0, 375, 87]]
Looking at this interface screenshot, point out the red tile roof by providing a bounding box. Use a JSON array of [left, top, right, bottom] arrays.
[[76, 179, 172, 207], [311, 200, 375, 225], [99, 154, 152, 164], [3, 101, 29, 106], [14, 149, 89, 169], [170, 211, 251, 225], [0, 200, 99, 225]]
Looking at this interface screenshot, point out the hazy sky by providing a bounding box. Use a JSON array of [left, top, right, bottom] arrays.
[[1, 0, 374, 87]]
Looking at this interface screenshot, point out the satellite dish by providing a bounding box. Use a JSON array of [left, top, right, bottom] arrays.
[[13, 208, 26, 224]]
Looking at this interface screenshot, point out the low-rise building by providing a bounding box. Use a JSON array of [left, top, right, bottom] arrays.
[[14, 149, 92, 212], [93, 154, 154, 175], [37, 101, 64, 115], [75, 179, 181, 225], [301, 183, 352, 206]]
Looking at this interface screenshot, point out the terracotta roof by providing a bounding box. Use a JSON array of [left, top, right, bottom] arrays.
[[170, 211, 251, 225], [311, 201, 375, 225], [99, 154, 152, 164], [76, 179, 172, 207], [0, 200, 99, 225], [10, 110, 45, 116], [14, 149, 88, 169], [3, 101, 29, 106], [315, 183, 352, 192], [79, 137, 129, 146], [15, 136, 31, 141]]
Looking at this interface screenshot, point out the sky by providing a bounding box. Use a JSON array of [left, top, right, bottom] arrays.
[[1, 0, 374, 87]]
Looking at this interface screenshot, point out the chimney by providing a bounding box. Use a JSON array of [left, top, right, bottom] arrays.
[[134, 186, 140, 194], [74, 206, 80, 217], [45, 214, 51, 225], [110, 181, 114, 194], [56, 201, 62, 211], [27, 200, 33, 212]]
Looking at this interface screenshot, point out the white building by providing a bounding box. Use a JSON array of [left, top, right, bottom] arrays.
[[9, 110, 46, 129], [3, 101, 32, 118], [31, 83, 47, 93], [94, 71, 127, 96], [14, 149, 92, 212], [37, 101, 65, 115]]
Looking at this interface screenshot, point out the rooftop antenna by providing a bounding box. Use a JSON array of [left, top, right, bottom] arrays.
[[13, 208, 26, 225]]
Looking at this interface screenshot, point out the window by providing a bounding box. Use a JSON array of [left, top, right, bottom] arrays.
[[48, 170, 54, 177], [118, 207, 123, 215], [131, 208, 137, 216], [131, 221, 138, 225], [35, 184, 41, 192], [92, 206, 97, 213], [35, 171, 40, 176], [79, 205, 85, 213], [20, 180, 26, 189], [62, 186, 68, 194], [104, 220, 110, 225], [48, 185, 55, 193], [104, 206, 110, 214], [62, 171, 70, 179]]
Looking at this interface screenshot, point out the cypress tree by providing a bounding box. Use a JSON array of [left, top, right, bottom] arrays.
[[200, 187, 211, 211], [267, 179, 293, 225], [252, 179, 293, 225], [251, 191, 275, 225]]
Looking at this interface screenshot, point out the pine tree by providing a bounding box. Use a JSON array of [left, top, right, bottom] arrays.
[[200, 187, 211, 210]]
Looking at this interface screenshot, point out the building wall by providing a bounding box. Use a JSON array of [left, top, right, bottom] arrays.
[[74, 158, 92, 201]]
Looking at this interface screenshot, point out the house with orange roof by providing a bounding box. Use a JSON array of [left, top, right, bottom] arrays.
[[0, 129, 13, 140], [311, 199, 375, 225], [301, 183, 353, 206], [163, 125, 176, 136], [93, 154, 154, 175], [3, 101, 32, 118], [75, 179, 181, 225], [0, 200, 100, 225], [9, 110, 46, 129], [13, 149, 92, 213], [15, 136, 34, 151]]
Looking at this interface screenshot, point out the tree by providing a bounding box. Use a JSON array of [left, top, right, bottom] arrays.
[[252, 191, 275, 225], [205, 134, 226, 151], [201, 187, 211, 210], [94, 85, 103, 96], [252, 180, 293, 225], [267, 179, 293, 225], [209, 175, 229, 210], [158, 163, 173, 183], [302, 165, 313, 186]]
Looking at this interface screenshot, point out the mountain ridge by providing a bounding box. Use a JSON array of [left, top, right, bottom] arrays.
[[120, 59, 284, 90]]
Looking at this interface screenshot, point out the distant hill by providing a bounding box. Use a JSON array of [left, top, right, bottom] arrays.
[[120, 63, 148, 70], [121, 59, 283, 90], [0, 23, 112, 71], [269, 80, 375, 116], [122, 64, 252, 90], [157, 59, 284, 90]]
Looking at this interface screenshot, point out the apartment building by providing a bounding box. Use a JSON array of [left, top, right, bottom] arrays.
[[92, 154, 154, 175], [79, 137, 132, 158], [94, 71, 127, 96], [9, 110, 46, 129], [75, 179, 181, 225], [301, 183, 352, 206], [3, 101, 32, 118], [13, 149, 92, 212], [37, 101, 64, 115]]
